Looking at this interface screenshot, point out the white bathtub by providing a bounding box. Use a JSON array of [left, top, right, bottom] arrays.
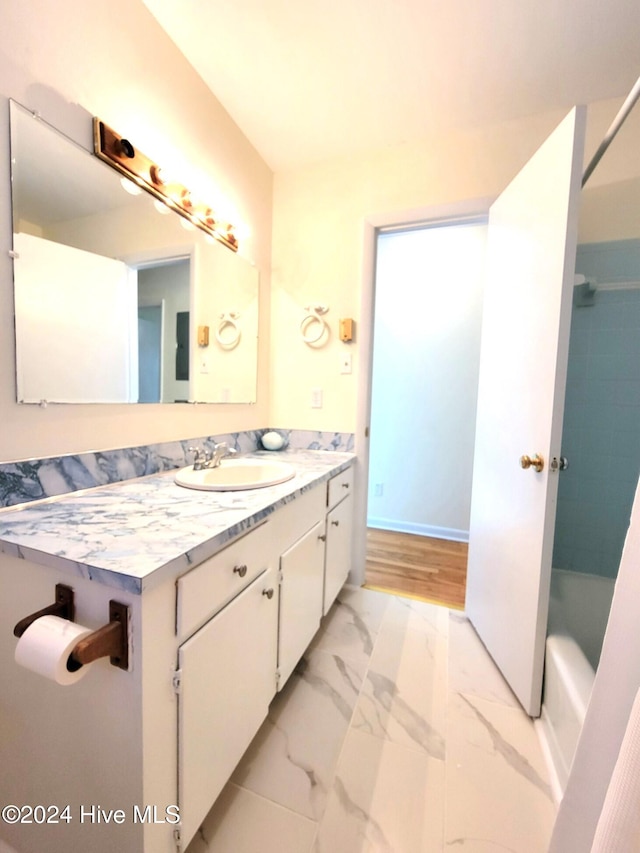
[[538, 569, 615, 800]]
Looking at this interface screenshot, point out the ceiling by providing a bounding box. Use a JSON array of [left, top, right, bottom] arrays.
[[144, 0, 640, 172]]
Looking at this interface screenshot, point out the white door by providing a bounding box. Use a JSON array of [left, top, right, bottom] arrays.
[[465, 107, 586, 716]]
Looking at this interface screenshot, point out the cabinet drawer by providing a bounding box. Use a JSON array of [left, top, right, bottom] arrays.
[[268, 482, 326, 544], [177, 520, 275, 640], [327, 466, 354, 510]]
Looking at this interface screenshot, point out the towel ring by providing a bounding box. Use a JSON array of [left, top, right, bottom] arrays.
[[300, 305, 329, 346], [215, 311, 241, 349]]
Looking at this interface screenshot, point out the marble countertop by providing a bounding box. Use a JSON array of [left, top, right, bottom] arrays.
[[0, 449, 355, 594]]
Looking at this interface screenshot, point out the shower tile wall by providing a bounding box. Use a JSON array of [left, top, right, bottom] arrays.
[[553, 240, 640, 579]]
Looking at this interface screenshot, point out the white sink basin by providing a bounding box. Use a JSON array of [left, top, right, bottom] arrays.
[[174, 458, 295, 491]]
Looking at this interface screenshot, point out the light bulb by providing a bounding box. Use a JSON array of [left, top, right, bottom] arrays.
[[120, 176, 142, 196]]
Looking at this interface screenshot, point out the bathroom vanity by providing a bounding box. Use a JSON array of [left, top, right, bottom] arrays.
[[0, 449, 354, 853]]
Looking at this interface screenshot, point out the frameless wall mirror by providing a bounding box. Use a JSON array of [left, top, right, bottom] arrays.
[[9, 100, 259, 404]]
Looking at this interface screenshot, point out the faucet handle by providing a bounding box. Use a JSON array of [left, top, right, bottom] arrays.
[[211, 442, 238, 466], [188, 446, 207, 469]]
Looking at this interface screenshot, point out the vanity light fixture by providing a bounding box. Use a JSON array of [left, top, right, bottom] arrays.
[[93, 118, 238, 253], [120, 176, 143, 195], [153, 199, 171, 215]]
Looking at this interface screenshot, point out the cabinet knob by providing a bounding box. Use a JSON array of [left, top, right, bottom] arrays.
[[262, 588, 274, 599], [342, 482, 349, 489], [331, 520, 340, 527], [233, 564, 248, 578], [318, 534, 326, 542]]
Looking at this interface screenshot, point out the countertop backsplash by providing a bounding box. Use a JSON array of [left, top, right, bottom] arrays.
[[0, 430, 355, 509]]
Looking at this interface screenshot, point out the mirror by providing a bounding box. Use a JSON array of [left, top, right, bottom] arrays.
[[9, 100, 259, 404]]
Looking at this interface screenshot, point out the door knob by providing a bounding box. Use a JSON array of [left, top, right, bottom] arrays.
[[520, 454, 544, 473]]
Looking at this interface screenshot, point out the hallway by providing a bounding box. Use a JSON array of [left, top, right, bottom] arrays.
[[365, 529, 467, 610]]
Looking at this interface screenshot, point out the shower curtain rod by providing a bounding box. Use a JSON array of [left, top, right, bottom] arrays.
[[582, 74, 640, 187]]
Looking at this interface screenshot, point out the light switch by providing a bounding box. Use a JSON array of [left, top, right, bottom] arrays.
[[311, 388, 323, 408], [340, 353, 352, 374]]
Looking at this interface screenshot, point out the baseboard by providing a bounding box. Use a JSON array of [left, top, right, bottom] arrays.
[[534, 715, 564, 808], [366, 518, 469, 543]]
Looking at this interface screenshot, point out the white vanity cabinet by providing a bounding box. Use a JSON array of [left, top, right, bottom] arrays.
[[323, 466, 354, 614], [278, 519, 326, 686], [270, 484, 327, 689], [177, 566, 278, 847], [0, 456, 355, 853]]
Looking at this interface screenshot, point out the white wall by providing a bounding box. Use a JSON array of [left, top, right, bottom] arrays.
[[193, 242, 259, 404], [367, 222, 487, 540], [0, 0, 272, 463], [269, 96, 638, 436]]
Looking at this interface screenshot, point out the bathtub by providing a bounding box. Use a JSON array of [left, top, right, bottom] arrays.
[[537, 569, 615, 800]]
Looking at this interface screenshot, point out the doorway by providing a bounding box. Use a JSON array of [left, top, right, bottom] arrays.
[[135, 256, 191, 403], [137, 303, 163, 403], [363, 218, 488, 608]]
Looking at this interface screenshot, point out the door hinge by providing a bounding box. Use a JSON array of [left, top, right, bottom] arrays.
[[278, 569, 284, 585], [275, 668, 281, 688], [172, 669, 182, 695], [173, 823, 182, 850]]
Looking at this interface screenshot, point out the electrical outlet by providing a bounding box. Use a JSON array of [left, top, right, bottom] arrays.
[[374, 483, 384, 497], [311, 387, 323, 408]]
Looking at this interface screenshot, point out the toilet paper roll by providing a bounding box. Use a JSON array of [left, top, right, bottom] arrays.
[[15, 615, 95, 685]]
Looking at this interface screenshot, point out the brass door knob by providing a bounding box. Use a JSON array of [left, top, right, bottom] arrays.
[[520, 454, 544, 472]]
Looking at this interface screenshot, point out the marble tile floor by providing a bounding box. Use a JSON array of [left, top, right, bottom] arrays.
[[186, 585, 556, 853]]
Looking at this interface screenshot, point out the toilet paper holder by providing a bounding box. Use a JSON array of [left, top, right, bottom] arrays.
[[13, 583, 75, 637], [13, 584, 129, 671]]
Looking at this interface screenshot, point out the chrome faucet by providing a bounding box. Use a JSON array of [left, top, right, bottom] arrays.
[[189, 443, 237, 470]]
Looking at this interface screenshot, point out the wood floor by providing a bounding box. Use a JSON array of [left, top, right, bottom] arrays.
[[364, 528, 468, 610]]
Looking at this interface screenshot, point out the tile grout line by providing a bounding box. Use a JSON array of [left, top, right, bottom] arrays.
[[307, 592, 393, 851]]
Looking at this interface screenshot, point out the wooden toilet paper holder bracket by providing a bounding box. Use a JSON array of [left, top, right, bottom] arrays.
[[13, 583, 75, 638], [14, 587, 129, 671], [68, 601, 129, 672]]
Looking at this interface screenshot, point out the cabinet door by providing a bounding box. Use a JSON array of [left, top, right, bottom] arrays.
[[324, 495, 353, 615], [177, 568, 278, 849], [278, 519, 326, 688]]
